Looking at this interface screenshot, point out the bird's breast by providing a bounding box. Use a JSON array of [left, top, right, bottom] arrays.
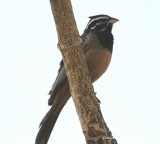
[[85, 46, 112, 82]]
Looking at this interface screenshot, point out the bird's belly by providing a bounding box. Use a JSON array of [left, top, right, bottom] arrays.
[[85, 48, 112, 82]]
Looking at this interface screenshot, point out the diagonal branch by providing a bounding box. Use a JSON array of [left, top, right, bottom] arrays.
[[50, 0, 117, 144]]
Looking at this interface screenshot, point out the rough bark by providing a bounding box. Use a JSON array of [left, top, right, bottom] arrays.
[[49, 0, 117, 144]]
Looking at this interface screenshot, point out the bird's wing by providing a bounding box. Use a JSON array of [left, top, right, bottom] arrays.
[[48, 36, 89, 105], [48, 60, 67, 105]]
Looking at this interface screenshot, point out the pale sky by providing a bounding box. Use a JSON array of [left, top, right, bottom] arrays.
[[0, 0, 160, 144]]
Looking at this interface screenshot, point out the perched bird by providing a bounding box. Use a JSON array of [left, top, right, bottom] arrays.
[[35, 14, 118, 144]]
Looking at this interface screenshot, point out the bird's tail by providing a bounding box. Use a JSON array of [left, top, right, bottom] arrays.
[[35, 105, 63, 144], [35, 78, 70, 144]]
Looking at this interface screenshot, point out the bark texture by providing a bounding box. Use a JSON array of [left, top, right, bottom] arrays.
[[50, 0, 117, 144]]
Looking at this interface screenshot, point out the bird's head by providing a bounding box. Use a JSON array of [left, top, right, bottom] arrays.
[[85, 14, 119, 33], [82, 14, 119, 51]]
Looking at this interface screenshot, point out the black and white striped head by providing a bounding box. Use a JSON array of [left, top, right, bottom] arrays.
[[85, 14, 118, 32]]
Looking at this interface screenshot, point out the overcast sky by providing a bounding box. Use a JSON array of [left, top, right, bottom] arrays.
[[0, 0, 160, 144]]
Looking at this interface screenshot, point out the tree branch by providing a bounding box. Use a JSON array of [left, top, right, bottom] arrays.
[[50, 0, 117, 144]]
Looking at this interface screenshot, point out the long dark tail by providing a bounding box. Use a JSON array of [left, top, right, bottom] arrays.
[[35, 106, 62, 144], [35, 78, 70, 144]]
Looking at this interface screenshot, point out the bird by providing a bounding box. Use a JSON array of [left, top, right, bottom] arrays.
[[35, 14, 118, 144]]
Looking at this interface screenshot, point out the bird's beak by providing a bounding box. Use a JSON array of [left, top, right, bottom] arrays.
[[108, 17, 119, 24]]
